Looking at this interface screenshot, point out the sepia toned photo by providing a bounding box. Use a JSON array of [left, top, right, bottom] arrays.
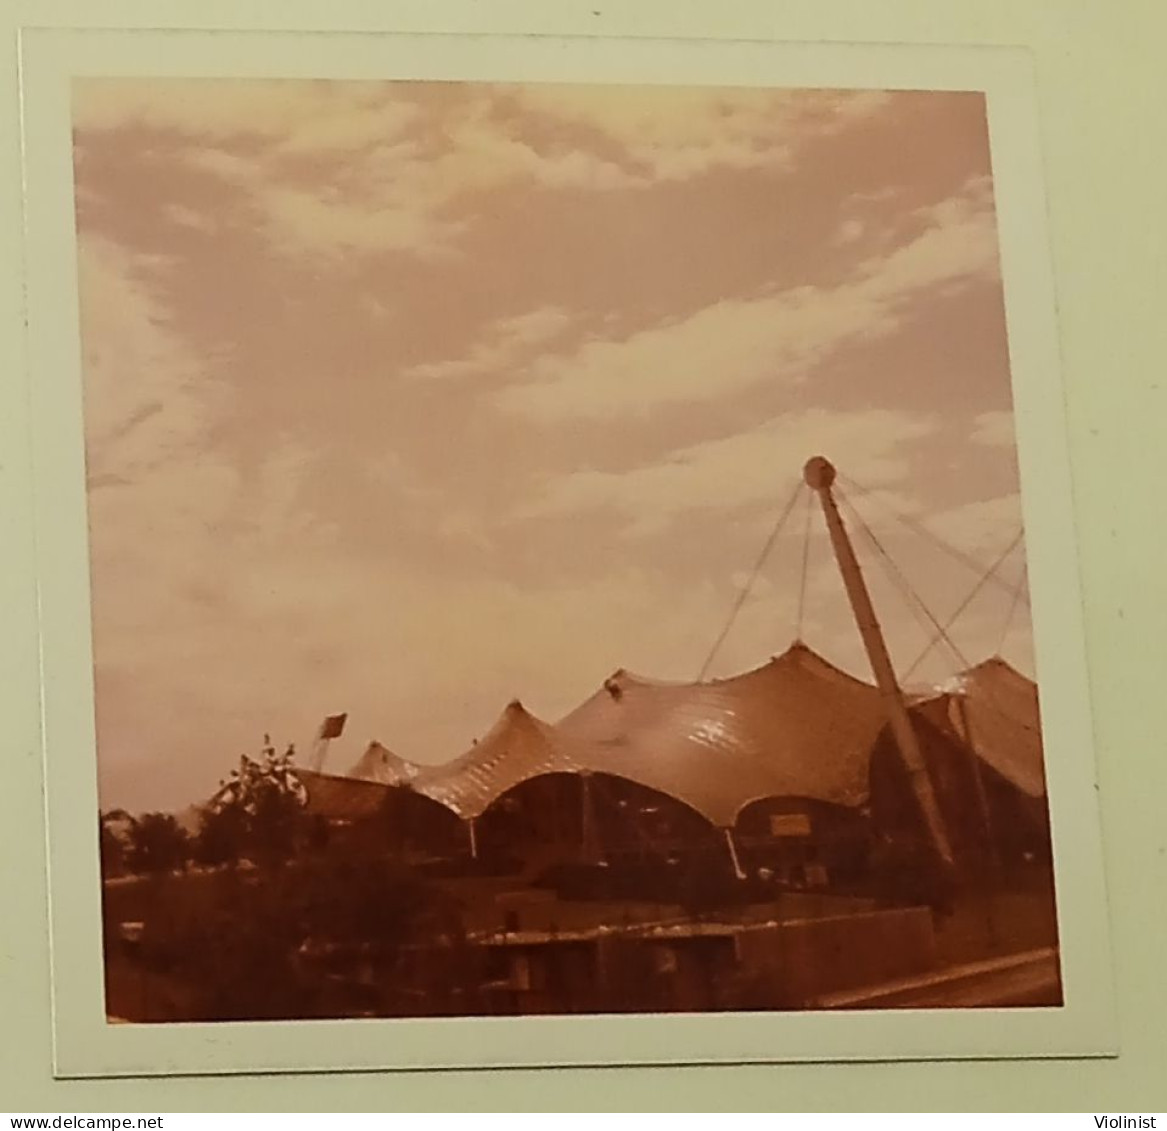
[[74, 75, 1063, 1029]]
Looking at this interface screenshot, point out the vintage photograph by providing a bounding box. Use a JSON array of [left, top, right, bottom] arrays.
[[74, 77, 1061, 1025]]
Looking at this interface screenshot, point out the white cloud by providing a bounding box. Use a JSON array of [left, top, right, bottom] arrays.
[[859, 198, 998, 298], [76, 236, 333, 681], [519, 408, 938, 530], [75, 81, 905, 269], [970, 409, 1017, 447], [496, 180, 1001, 421], [162, 202, 217, 233], [512, 86, 894, 182], [77, 234, 221, 485], [178, 116, 638, 262], [835, 218, 866, 244], [926, 493, 1024, 556], [166, 87, 647, 262], [435, 109, 639, 191], [404, 305, 577, 381], [182, 146, 465, 260], [73, 78, 420, 154], [494, 287, 887, 421]]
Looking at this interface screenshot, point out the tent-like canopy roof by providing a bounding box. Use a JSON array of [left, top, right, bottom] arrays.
[[914, 656, 1046, 798], [552, 641, 887, 826], [411, 700, 585, 820], [318, 646, 1042, 831], [348, 740, 422, 787], [296, 767, 395, 822]]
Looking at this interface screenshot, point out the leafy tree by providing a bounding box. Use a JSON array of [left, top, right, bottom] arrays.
[[98, 809, 131, 879], [199, 735, 309, 868], [193, 801, 250, 868], [133, 856, 467, 1021], [127, 811, 190, 876]]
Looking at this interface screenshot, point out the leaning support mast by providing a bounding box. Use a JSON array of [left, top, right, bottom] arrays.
[[803, 456, 956, 874]]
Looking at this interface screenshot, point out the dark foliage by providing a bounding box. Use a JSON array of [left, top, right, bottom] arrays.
[[124, 853, 466, 1021], [126, 812, 190, 876], [99, 810, 130, 879], [196, 736, 310, 868]]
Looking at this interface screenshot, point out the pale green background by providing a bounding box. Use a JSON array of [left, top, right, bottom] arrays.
[[1, 0, 1163, 1113]]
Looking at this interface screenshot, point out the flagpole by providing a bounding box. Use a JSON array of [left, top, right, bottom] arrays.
[[311, 713, 348, 774]]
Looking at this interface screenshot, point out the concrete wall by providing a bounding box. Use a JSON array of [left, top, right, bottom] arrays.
[[733, 906, 939, 1006], [442, 904, 939, 1014]]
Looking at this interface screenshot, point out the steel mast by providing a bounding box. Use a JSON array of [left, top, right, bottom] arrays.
[[803, 456, 956, 874]]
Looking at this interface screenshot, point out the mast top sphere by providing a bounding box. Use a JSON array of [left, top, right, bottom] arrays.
[[803, 456, 837, 490]]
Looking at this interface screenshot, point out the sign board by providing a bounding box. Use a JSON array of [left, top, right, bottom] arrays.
[[769, 813, 813, 838]]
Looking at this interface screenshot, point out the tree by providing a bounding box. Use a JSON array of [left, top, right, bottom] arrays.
[[127, 812, 190, 876], [198, 735, 309, 868], [137, 853, 467, 1022], [98, 809, 131, 879], [193, 801, 249, 868]]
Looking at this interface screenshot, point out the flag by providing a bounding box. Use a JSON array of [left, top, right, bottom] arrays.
[[319, 713, 347, 740]]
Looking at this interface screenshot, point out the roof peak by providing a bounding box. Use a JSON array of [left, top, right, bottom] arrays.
[[497, 698, 556, 728], [764, 642, 877, 691]]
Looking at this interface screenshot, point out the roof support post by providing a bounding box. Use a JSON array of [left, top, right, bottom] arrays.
[[803, 456, 956, 876], [723, 827, 746, 880], [580, 772, 601, 864], [951, 696, 1001, 944]]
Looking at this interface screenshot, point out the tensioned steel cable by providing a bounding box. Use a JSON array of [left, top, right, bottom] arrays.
[[839, 493, 1035, 730], [836, 487, 970, 674], [902, 529, 1025, 684], [697, 479, 805, 682], [795, 485, 814, 641], [838, 472, 1030, 607], [995, 555, 1030, 656], [839, 489, 1038, 743], [837, 489, 956, 665]]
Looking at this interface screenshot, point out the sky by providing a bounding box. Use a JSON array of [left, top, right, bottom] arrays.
[[71, 79, 1033, 813]]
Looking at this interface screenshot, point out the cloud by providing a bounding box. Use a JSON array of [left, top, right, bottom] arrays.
[[73, 81, 904, 269], [495, 179, 1001, 421], [835, 218, 866, 244], [519, 407, 938, 530], [76, 234, 222, 485], [859, 176, 998, 294], [149, 85, 647, 263], [162, 202, 217, 234], [433, 107, 640, 191], [926, 493, 1024, 555], [404, 305, 578, 381], [76, 236, 335, 683], [511, 86, 895, 182], [181, 145, 465, 260], [78, 235, 241, 679], [970, 409, 1017, 447], [494, 287, 889, 420], [72, 78, 420, 155], [176, 118, 637, 262]]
